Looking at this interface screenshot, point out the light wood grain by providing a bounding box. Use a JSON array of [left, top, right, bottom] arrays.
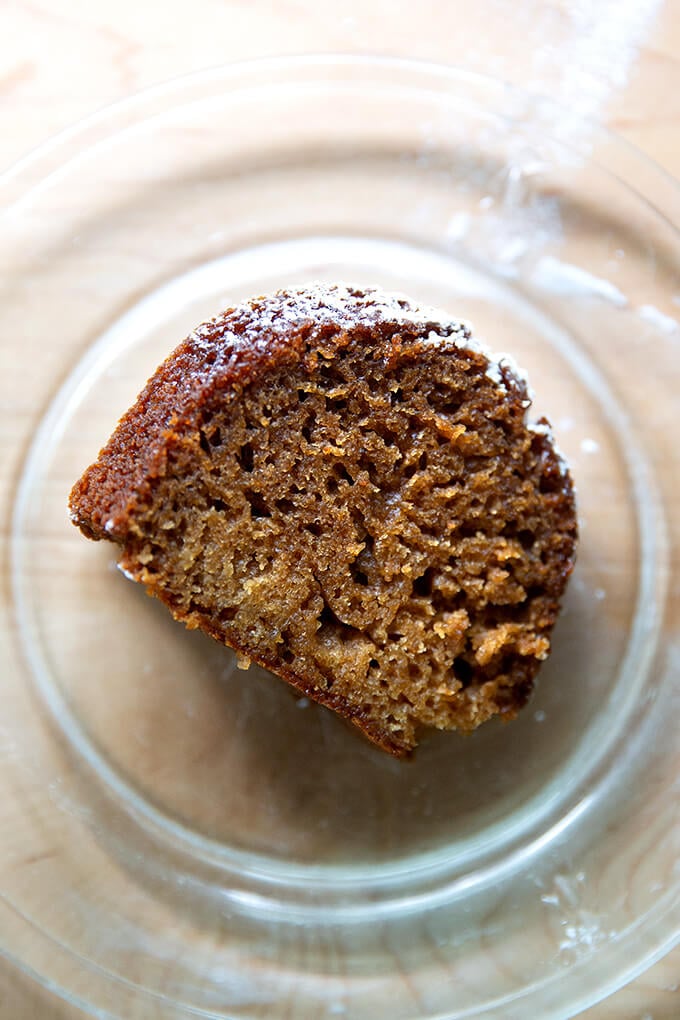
[[0, 2, 678, 1017]]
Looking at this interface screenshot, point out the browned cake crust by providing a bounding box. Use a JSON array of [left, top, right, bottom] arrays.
[[69, 285, 577, 757]]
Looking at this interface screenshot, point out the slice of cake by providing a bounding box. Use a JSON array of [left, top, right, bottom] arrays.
[[69, 285, 577, 757]]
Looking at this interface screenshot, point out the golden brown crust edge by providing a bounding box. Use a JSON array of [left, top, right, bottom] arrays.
[[70, 286, 470, 542]]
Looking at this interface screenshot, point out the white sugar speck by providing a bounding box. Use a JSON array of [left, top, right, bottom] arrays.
[[580, 438, 600, 454], [559, 915, 609, 953], [296, 697, 310, 710], [529, 420, 552, 437]]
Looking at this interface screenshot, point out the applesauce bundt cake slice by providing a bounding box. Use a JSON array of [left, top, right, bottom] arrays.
[[69, 284, 577, 757]]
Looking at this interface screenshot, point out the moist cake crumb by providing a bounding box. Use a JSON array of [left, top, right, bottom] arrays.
[[69, 285, 577, 757]]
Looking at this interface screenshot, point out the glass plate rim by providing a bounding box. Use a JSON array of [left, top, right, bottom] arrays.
[[1, 51, 678, 1020]]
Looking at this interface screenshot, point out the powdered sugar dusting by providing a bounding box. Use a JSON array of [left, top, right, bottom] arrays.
[[530, 421, 553, 438], [185, 284, 568, 481], [484, 349, 534, 400], [187, 283, 532, 399], [207, 283, 476, 349], [529, 418, 570, 476]]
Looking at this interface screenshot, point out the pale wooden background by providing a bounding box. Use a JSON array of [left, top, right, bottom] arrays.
[[0, 1, 678, 1017]]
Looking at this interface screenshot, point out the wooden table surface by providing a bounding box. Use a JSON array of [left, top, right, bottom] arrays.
[[0, 1, 678, 1017]]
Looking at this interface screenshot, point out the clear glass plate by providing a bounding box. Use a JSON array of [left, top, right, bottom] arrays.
[[1, 56, 678, 1019]]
